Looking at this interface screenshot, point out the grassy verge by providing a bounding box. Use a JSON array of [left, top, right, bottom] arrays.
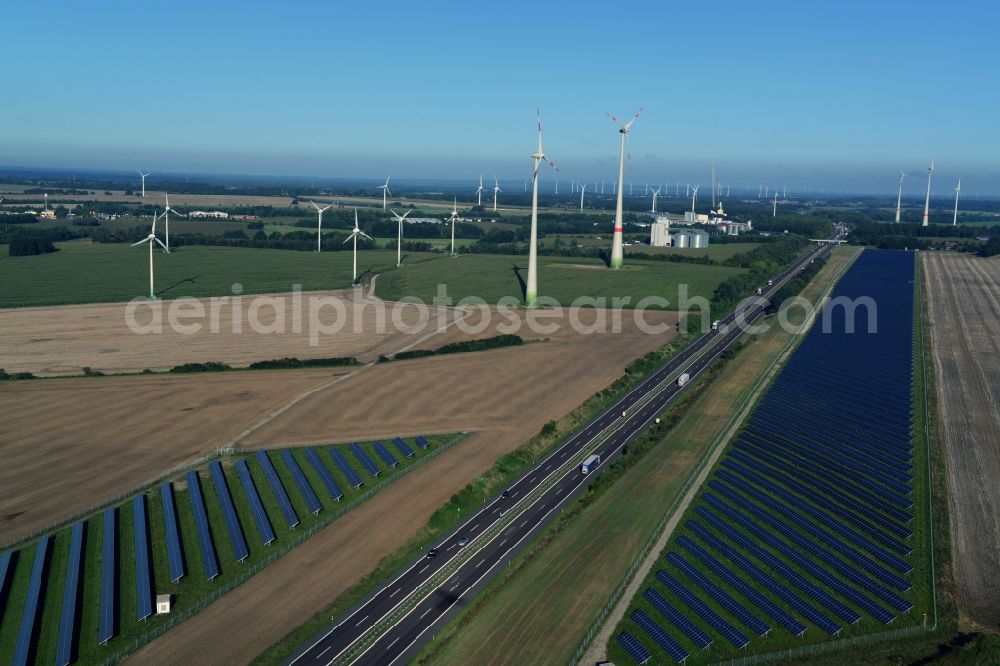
[[413, 247, 861, 665]]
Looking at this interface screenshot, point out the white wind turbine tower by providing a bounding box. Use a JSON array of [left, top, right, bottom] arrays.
[[476, 175, 485, 207], [132, 211, 168, 299], [922, 160, 934, 227], [953, 178, 961, 226], [493, 176, 502, 211], [377, 175, 391, 210], [310, 201, 332, 252], [390, 209, 411, 267], [651, 187, 661, 213], [526, 108, 558, 308], [895, 170, 906, 223], [161, 193, 184, 252], [606, 106, 643, 270], [579, 182, 587, 211], [343, 208, 373, 283], [448, 197, 459, 256], [138, 171, 150, 198], [772, 190, 778, 217], [690, 184, 699, 214]]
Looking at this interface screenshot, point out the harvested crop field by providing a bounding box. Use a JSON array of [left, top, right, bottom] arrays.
[[923, 252, 1000, 628]]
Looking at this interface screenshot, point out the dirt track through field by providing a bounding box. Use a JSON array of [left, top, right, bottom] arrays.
[[923, 252, 1000, 629]]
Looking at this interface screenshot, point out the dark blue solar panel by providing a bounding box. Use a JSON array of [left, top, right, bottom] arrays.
[[256, 450, 299, 528], [630, 608, 689, 663], [98, 507, 116, 644], [616, 630, 652, 664], [281, 449, 323, 513], [186, 471, 220, 580], [677, 535, 805, 637], [373, 441, 398, 468], [209, 461, 249, 562], [133, 495, 154, 621], [0, 550, 12, 602], [55, 522, 84, 666], [13, 535, 49, 666], [160, 481, 185, 582], [328, 447, 364, 488], [305, 448, 344, 500], [235, 460, 276, 546], [643, 587, 712, 649], [666, 551, 770, 636], [415, 436, 429, 449], [350, 443, 381, 477], [392, 437, 414, 458], [655, 568, 749, 648]]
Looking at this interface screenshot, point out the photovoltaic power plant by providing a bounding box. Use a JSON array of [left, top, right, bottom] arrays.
[[306, 448, 345, 500], [98, 507, 116, 644], [350, 443, 381, 477], [12, 535, 49, 666], [281, 448, 323, 513], [55, 522, 84, 666], [328, 447, 364, 488], [133, 494, 154, 620], [160, 481, 185, 582], [257, 450, 300, 528], [235, 459, 276, 546], [186, 470, 220, 580], [618, 250, 918, 663], [209, 461, 250, 562]]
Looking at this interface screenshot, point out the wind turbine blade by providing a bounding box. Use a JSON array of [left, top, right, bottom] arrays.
[[605, 112, 620, 125], [360, 231, 374, 240], [401, 209, 411, 219], [155, 238, 168, 251], [311, 201, 321, 211], [131, 238, 149, 247], [343, 234, 354, 244]]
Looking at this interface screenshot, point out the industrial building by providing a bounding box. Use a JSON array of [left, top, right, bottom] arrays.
[[649, 216, 672, 246], [672, 229, 709, 248]]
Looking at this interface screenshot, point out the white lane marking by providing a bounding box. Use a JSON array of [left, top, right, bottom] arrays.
[[419, 607, 432, 620], [318, 646, 331, 658], [419, 565, 429, 574], [471, 523, 479, 531], [355, 615, 368, 627], [476, 559, 485, 568], [385, 636, 400, 650], [447, 544, 455, 551], [389, 587, 401, 598]]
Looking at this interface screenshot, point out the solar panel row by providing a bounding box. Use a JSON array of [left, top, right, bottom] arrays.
[[12, 535, 50, 666], [55, 522, 84, 666], [393, 437, 414, 458], [209, 461, 250, 562], [133, 494, 154, 621], [373, 441, 398, 468], [257, 450, 300, 528], [616, 630, 652, 664], [643, 587, 713, 649], [186, 471, 221, 580], [235, 460, 276, 546], [329, 447, 364, 488], [307, 448, 345, 500], [665, 551, 770, 637], [98, 507, 116, 644], [655, 568, 749, 649], [415, 436, 429, 449], [630, 609, 689, 663], [282, 449, 323, 513], [350, 443, 381, 477], [160, 481, 186, 582]]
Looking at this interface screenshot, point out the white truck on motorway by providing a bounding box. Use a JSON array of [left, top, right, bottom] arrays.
[[712, 320, 720, 331], [581, 454, 601, 474], [677, 372, 690, 387]]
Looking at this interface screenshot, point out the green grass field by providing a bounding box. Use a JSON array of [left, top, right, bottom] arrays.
[[0, 436, 458, 666], [375, 253, 744, 309]]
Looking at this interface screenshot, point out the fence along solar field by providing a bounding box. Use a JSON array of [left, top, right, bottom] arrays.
[[608, 249, 929, 664], [0, 435, 451, 665]]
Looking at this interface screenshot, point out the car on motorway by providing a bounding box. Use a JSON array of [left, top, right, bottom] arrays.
[[457, 535, 469, 547], [426, 548, 439, 558], [501, 489, 511, 498]]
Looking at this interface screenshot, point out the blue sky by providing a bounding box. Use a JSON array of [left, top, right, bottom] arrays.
[[2, 0, 998, 194]]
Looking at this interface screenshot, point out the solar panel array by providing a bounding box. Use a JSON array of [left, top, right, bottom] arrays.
[[133, 495, 154, 621], [329, 447, 364, 488], [98, 507, 116, 644], [209, 461, 250, 562], [187, 470, 221, 580], [235, 460, 276, 546], [392, 437, 414, 458], [55, 522, 84, 666], [415, 436, 429, 449], [12, 535, 49, 666], [282, 448, 324, 513], [305, 448, 344, 501], [618, 250, 918, 664], [160, 481, 185, 582], [350, 442, 381, 477], [257, 450, 300, 528], [616, 631, 652, 664], [373, 441, 399, 468]]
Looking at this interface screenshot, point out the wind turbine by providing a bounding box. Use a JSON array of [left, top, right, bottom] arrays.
[[772, 190, 778, 218], [922, 160, 934, 227], [343, 208, 373, 283], [711, 161, 716, 209], [448, 197, 458, 256], [493, 176, 502, 211], [161, 193, 184, 252], [138, 171, 150, 198], [579, 182, 587, 211], [476, 175, 485, 207], [377, 175, 391, 210], [131, 211, 168, 299], [953, 178, 961, 226], [605, 106, 643, 270], [651, 187, 661, 213], [895, 170, 906, 223], [526, 108, 558, 308], [690, 184, 699, 214], [390, 209, 411, 267], [310, 200, 332, 252]]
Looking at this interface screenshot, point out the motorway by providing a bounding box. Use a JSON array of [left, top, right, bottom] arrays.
[[289, 240, 837, 666]]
